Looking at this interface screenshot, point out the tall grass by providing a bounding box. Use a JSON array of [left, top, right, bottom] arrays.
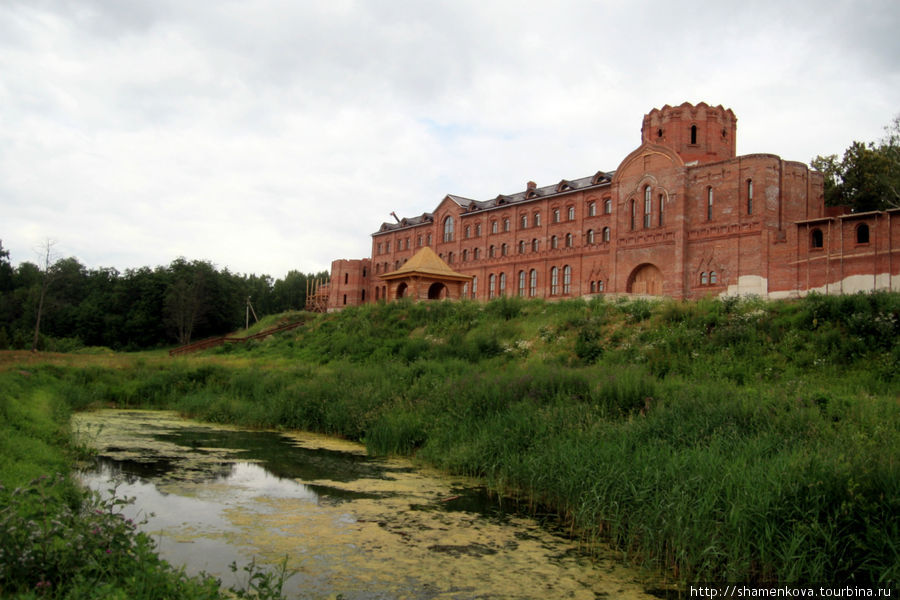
[[4, 291, 898, 586]]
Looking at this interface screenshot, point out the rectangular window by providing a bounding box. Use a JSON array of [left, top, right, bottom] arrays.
[[747, 180, 753, 215]]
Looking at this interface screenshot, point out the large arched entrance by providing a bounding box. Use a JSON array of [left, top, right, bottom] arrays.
[[427, 282, 448, 300], [627, 263, 663, 295], [396, 282, 408, 298]]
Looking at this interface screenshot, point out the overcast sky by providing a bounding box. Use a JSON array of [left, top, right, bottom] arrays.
[[2, 0, 898, 278]]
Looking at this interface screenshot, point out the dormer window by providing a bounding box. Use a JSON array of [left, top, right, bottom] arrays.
[[444, 216, 453, 242]]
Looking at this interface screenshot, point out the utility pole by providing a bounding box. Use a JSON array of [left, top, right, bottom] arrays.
[[245, 296, 259, 330], [31, 239, 56, 352]]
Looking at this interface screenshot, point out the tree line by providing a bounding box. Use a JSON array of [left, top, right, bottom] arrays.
[[0, 242, 327, 351], [812, 115, 900, 212]]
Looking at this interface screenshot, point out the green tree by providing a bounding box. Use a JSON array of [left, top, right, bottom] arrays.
[[813, 115, 900, 212], [0, 240, 12, 293]]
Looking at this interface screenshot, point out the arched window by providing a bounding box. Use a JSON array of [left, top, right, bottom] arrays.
[[602, 227, 610, 242], [489, 274, 496, 299], [565, 233, 573, 248], [501, 243, 508, 256], [550, 266, 559, 295], [386, 241, 391, 252], [563, 265, 571, 294], [529, 269, 537, 297], [361, 289, 366, 302], [462, 282, 468, 298], [700, 272, 708, 285], [489, 245, 496, 258], [811, 228, 824, 249], [707, 187, 714, 221], [690, 124, 698, 145], [499, 272, 507, 296], [518, 240, 526, 254], [344, 273, 348, 284], [521, 214, 528, 229], [472, 276, 478, 298], [534, 212, 541, 227], [462, 249, 468, 262], [644, 186, 652, 228], [588, 201, 596, 217], [553, 208, 560, 223], [375, 263, 380, 274], [475, 224, 482, 237], [464, 226, 470, 239], [597, 280, 604, 292], [567, 206, 575, 221], [604, 198, 611, 214], [856, 223, 870, 244], [532, 238, 539, 252], [426, 233, 432, 245], [503, 218, 510, 232], [710, 271, 717, 285], [443, 216, 455, 242], [630, 199, 636, 230], [551, 235, 558, 249], [491, 220, 498, 234], [590, 281, 596, 293], [447, 251, 454, 264], [474, 247, 481, 260], [659, 194, 665, 226], [747, 180, 754, 215], [587, 229, 595, 244], [518, 270, 526, 296]]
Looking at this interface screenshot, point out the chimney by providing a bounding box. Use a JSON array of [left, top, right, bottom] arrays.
[[526, 181, 537, 191]]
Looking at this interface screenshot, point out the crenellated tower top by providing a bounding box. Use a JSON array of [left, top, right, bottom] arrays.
[[641, 102, 737, 165]]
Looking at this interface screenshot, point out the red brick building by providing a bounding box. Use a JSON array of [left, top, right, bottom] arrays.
[[325, 102, 900, 310]]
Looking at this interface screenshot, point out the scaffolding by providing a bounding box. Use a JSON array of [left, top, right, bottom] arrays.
[[305, 277, 330, 312]]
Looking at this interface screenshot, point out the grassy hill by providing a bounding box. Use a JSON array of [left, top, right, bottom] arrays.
[[2, 292, 899, 589]]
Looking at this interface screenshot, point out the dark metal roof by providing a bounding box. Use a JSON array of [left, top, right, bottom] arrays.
[[373, 170, 615, 234]]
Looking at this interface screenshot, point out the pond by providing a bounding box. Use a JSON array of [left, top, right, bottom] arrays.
[[74, 410, 662, 600]]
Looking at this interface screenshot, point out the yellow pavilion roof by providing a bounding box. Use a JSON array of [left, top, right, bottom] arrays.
[[380, 246, 472, 282]]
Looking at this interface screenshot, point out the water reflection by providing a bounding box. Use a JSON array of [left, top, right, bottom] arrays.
[[75, 409, 658, 600]]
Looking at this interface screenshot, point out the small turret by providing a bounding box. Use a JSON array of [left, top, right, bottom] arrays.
[[641, 102, 737, 164]]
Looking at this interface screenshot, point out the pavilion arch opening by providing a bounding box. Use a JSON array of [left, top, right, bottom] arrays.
[[427, 282, 448, 300], [627, 263, 663, 295], [396, 282, 408, 299]]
